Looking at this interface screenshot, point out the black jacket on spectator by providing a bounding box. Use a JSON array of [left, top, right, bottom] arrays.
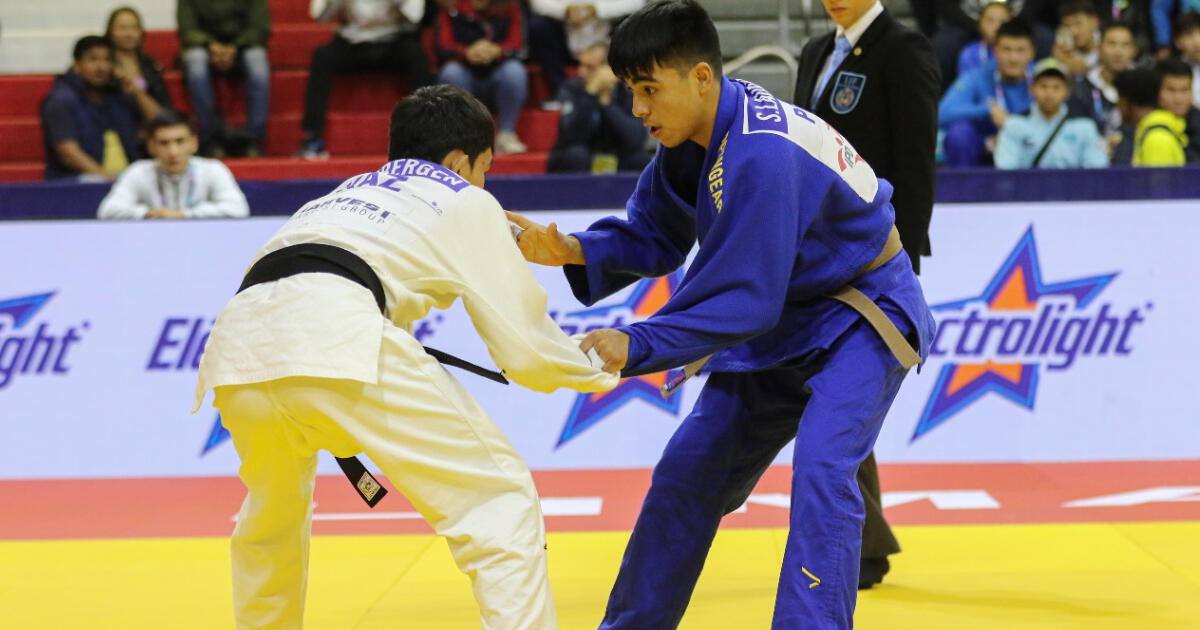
[[40, 72, 143, 179], [548, 80, 648, 173], [136, 52, 173, 111], [794, 9, 940, 273]]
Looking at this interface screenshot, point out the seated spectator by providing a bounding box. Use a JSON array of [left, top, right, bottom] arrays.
[[1067, 23, 1137, 148], [1152, 0, 1200, 59], [1095, 0, 1155, 54], [528, 0, 646, 96], [98, 109, 249, 220], [1052, 0, 1100, 77], [547, 40, 648, 173], [933, 0, 1053, 90], [995, 58, 1109, 169], [1114, 67, 1189, 166], [957, 2, 1012, 79], [1176, 13, 1200, 106], [106, 7, 172, 124], [297, 0, 435, 160], [178, 0, 271, 157], [436, 0, 528, 154], [41, 36, 146, 180], [1157, 58, 1200, 160], [939, 19, 1036, 167]]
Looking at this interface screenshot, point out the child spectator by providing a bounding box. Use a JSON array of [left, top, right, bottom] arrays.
[[98, 109, 250, 219], [958, 2, 1012, 79], [41, 36, 146, 180], [939, 19, 1037, 166], [178, 0, 272, 157], [1115, 66, 1189, 166], [994, 58, 1108, 168], [436, 0, 528, 154], [297, 0, 435, 160]]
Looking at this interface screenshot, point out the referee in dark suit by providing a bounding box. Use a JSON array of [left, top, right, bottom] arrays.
[[793, 0, 940, 590]]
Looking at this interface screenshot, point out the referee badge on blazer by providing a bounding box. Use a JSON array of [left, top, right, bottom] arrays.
[[829, 72, 867, 114]]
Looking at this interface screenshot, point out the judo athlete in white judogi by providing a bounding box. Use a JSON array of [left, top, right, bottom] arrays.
[[193, 86, 618, 630]]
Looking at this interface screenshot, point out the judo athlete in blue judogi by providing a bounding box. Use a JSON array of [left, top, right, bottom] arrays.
[[507, 2, 935, 628]]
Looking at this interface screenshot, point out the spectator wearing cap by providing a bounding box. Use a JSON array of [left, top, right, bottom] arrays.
[[995, 58, 1109, 168], [1114, 67, 1188, 166], [939, 19, 1037, 167]]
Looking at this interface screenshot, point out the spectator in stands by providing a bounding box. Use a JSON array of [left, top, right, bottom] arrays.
[[957, 2, 1012, 79], [1157, 58, 1200, 160], [436, 0, 528, 154], [178, 0, 271, 158], [1176, 13, 1200, 105], [98, 109, 249, 219], [995, 58, 1109, 168], [939, 19, 1036, 167], [934, 0, 1052, 90], [297, 0, 435, 160], [528, 0, 646, 96], [1067, 23, 1137, 150], [106, 7, 172, 123], [1152, 0, 1200, 60], [1115, 67, 1189, 166], [41, 36, 145, 180], [1095, 0, 1154, 55], [1052, 0, 1101, 77], [546, 40, 648, 173]]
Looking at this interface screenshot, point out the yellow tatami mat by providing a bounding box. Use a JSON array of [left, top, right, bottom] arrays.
[[2, 522, 1198, 629]]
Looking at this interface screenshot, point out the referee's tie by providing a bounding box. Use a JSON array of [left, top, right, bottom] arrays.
[[812, 35, 851, 108]]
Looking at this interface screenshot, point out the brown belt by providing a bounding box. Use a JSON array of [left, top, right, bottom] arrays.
[[660, 226, 916, 397]]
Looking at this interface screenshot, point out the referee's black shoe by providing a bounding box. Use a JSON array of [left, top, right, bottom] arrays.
[[858, 557, 890, 589]]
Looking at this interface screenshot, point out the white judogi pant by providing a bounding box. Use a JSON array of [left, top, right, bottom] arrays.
[[215, 323, 555, 630]]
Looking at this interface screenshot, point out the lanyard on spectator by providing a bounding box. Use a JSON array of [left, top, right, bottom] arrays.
[[157, 166, 194, 210]]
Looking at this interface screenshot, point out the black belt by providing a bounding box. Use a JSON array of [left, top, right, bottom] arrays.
[[237, 243, 508, 507]]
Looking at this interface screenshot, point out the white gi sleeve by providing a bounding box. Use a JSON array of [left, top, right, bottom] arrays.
[[447, 188, 619, 394], [186, 161, 250, 219], [97, 162, 151, 220]]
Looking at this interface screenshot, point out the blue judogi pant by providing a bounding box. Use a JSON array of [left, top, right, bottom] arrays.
[[599, 309, 914, 630]]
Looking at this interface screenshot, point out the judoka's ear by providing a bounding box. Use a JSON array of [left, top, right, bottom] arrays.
[[441, 149, 471, 178], [692, 62, 716, 94]]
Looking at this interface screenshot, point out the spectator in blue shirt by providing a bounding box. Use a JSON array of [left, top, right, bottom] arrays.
[[40, 36, 146, 180], [940, 19, 1036, 166], [1152, 0, 1200, 58], [995, 58, 1109, 169]]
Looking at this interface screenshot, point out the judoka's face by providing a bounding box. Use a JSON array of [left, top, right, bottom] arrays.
[[624, 62, 716, 148]]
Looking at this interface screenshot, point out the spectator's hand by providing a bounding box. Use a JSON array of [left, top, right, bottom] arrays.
[[1154, 47, 1172, 61], [580, 328, 629, 374], [566, 4, 597, 28], [479, 41, 502, 64], [586, 65, 619, 104], [989, 99, 1007, 129], [505, 210, 585, 266], [466, 39, 492, 65], [114, 68, 141, 95], [209, 41, 237, 71], [1052, 43, 1087, 77], [147, 207, 187, 219]]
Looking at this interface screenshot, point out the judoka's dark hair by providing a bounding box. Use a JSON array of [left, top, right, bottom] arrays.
[[995, 19, 1035, 45], [73, 35, 113, 61], [147, 109, 192, 136], [609, 0, 723, 82], [388, 85, 494, 166], [1114, 68, 1161, 108]]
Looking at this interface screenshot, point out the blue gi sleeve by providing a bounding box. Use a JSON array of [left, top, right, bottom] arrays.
[[563, 156, 696, 305], [616, 150, 809, 376]]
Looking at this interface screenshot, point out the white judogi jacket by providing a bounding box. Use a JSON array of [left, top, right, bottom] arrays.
[[194, 158, 617, 410]]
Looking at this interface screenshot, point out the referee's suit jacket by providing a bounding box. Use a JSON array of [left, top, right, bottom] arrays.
[[793, 9, 940, 274]]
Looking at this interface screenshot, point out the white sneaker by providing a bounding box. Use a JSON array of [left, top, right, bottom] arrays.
[[496, 131, 527, 155]]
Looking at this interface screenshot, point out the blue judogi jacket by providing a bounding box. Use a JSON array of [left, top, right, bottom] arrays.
[[565, 78, 933, 377]]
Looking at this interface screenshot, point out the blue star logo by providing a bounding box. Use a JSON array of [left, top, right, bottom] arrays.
[[0, 292, 55, 329], [912, 227, 1116, 441]]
